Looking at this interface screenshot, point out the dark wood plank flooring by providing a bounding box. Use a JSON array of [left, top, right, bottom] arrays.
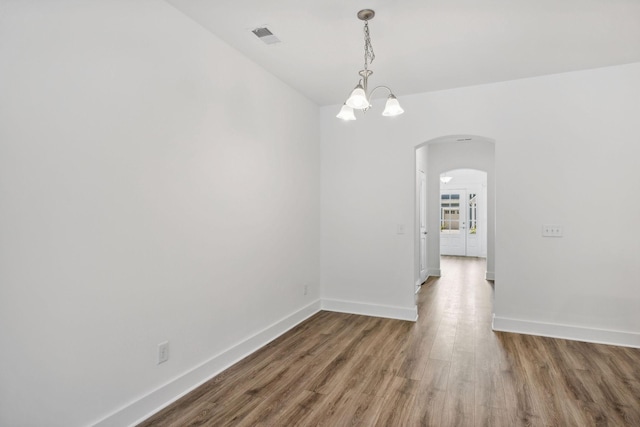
[[139, 256, 640, 426]]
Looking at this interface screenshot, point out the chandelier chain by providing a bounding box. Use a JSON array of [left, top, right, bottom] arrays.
[[363, 21, 375, 71]]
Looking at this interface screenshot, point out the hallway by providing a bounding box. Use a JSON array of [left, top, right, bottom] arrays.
[[140, 257, 640, 426]]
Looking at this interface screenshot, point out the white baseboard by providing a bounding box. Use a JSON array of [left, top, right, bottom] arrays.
[[485, 271, 495, 280], [427, 269, 441, 277], [492, 315, 640, 349], [92, 300, 322, 427], [321, 298, 418, 322], [93, 298, 419, 426], [415, 280, 422, 294]]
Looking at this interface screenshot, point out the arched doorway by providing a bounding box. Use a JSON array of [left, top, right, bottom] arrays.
[[415, 135, 496, 288]]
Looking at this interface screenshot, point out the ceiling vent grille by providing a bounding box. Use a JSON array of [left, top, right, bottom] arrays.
[[252, 27, 281, 45]]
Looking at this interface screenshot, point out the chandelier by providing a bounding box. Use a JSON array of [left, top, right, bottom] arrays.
[[336, 9, 404, 121]]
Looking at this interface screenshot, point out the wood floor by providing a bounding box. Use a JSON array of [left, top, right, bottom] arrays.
[[139, 257, 640, 426]]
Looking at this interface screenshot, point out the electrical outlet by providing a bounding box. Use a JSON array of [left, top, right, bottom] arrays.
[[303, 284, 308, 295], [158, 341, 169, 364], [542, 224, 563, 237]]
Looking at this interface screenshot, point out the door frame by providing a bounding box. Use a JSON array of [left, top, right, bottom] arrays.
[[419, 170, 428, 283]]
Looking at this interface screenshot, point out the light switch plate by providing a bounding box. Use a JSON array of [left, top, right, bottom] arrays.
[[158, 341, 169, 364]]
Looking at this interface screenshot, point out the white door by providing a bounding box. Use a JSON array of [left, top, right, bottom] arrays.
[[440, 189, 466, 256], [419, 170, 428, 282]]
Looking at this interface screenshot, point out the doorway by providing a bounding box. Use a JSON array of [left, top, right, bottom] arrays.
[[440, 189, 466, 256], [439, 169, 487, 257], [414, 135, 495, 287]]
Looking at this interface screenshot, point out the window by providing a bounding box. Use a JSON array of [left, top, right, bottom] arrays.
[[468, 193, 477, 234], [440, 192, 460, 234]]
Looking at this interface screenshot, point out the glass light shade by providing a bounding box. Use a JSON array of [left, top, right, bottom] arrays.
[[382, 94, 404, 116], [336, 104, 356, 121], [345, 84, 370, 109], [440, 176, 453, 184]]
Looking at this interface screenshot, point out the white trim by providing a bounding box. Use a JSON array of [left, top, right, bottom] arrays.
[[415, 280, 422, 294], [427, 269, 441, 277], [321, 298, 418, 321], [492, 315, 640, 349], [93, 298, 420, 426], [92, 300, 322, 427], [485, 270, 495, 280]]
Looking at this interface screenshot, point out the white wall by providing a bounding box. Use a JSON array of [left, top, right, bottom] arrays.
[[321, 62, 640, 347], [0, 1, 320, 426], [320, 118, 417, 320]]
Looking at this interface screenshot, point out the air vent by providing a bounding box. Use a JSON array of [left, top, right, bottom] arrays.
[[456, 138, 472, 142], [252, 27, 281, 45]]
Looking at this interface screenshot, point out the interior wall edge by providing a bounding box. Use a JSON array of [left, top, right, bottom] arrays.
[[427, 269, 442, 277], [321, 299, 418, 322], [492, 315, 640, 349]]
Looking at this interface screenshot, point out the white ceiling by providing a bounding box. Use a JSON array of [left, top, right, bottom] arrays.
[[166, 0, 640, 106]]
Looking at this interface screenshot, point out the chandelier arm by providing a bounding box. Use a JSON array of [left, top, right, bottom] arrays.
[[368, 85, 393, 98]]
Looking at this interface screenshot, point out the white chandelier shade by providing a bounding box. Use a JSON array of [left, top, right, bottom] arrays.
[[345, 84, 370, 109], [336, 104, 357, 120], [382, 94, 404, 116]]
